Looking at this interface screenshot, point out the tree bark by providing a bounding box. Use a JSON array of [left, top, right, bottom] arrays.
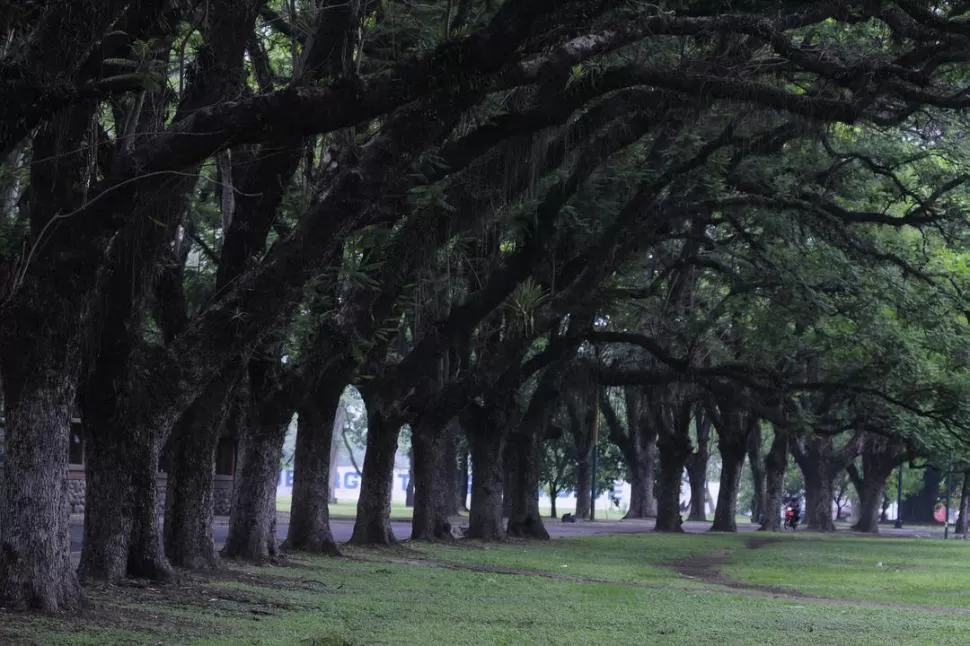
[[684, 413, 710, 522], [501, 438, 518, 518], [793, 433, 861, 532], [612, 387, 657, 519], [848, 435, 905, 535], [760, 426, 788, 532], [462, 405, 506, 540], [284, 380, 342, 554], [350, 396, 400, 545], [411, 419, 454, 541], [801, 462, 837, 532], [405, 447, 415, 508], [506, 424, 549, 539], [79, 414, 172, 583], [655, 435, 690, 532], [163, 375, 236, 570], [747, 422, 766, 524], [625, 437, 658, 518], [851, 476, 886, 534], [956, 471, 970, 537], [0, 375, 82, 611], [222, 395, 293, 561], [711, 440, 745, 532], [574, 456, 592, 520]]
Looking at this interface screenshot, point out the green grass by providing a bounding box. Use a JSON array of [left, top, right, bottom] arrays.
[[4, 532, 970, 645]]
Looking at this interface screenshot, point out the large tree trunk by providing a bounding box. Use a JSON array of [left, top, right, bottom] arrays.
[[851, 476, 886, 534], [462, 406, 506, 540], [711, 440, 745, 532], [902, 467, 942, 524], [506, 423, 549, 539], [760, 426, 788, 532], [747, 423, 766, 524], [793, 433, 861, 532], [802, 463, 837, 532], [350, 397, 400, 545], [411, 419, 453, 541], [848, 435, 905, 535], [686, 466, 707, 522], [684, 415, 710, 522], [625, 436, 658, 519], [618, 388, 657, 519], [284, 381, 342, 554], [574, 456, 592, 520], [956, 471, 970, 537], [222, 410, 291, 561], [0, 374, 83, 611], [79, 414, 172, 583], [655, 435, 690, 532], [163, 375, 236, 570]]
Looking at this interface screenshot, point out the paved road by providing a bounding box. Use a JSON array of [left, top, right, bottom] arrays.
[[68, 516, 953, 553]]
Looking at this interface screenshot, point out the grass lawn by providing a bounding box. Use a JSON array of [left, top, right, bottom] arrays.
[[4, 532, 970, 645]]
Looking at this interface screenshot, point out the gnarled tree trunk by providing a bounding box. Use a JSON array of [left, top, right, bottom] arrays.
[[710, 406, 756, 533], [684, 413, 710, 522], [461, 404, 506, 540], [711, 439, 746, 532], [223, 361, 294, 562], [655, 435, 691, 532], [0, 372, 83, 611], [79, 409, 172, 583], [164, 375, 237, 570], [284, 380, 342, 554], [350, 393, 400, 545], [411, 418, 454, 541], [848, 434, 905, 535], [222, 411, 290, 561], [793, 432, 861, 532], [760, 426, 788, 532]]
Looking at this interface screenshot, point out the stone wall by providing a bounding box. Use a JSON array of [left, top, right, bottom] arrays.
[[213, 477, 233, 516], [65, 470, 235, 517], [67, 474, 86, 513]]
